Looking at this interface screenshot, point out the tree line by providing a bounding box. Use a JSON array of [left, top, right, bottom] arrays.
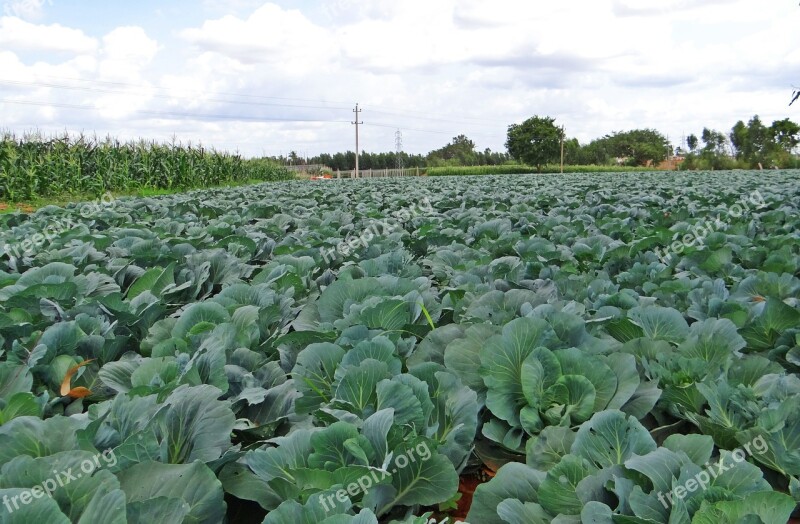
[[270, 135, 510, 171], [683, 115, 800, 170], [506, 115, 800, 171], [502, 116, 676, 171], [270, 114, 799, 172]]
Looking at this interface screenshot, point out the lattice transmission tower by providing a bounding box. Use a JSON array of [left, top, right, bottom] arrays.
[[395, 129, 403, 169]]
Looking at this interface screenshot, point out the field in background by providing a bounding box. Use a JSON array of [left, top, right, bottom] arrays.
[[0, 178, 279, 215], [0, 132, 293, 201], [426, 164, 661, 176]]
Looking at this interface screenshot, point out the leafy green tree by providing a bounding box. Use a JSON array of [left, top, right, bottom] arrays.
[[579, 129, 670, 166], [770, 118, 800, 151], [505, 116, 562, 171], [563, 138, 581, 165], [701, 128, 728, 155], [729, 121, 748, 159], [696, 128, 732, 169], [686, 134, 698, 152], [574, 139, 611, 165], [427, 135, 478, 166], [474, 147, 511, 166], [606, 129, 670, 166], [746, 115, 769, 160], [724, 115, 797, 167]]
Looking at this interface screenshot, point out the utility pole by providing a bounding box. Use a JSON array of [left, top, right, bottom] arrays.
[[666, 135, 673, 169], [352, 103, 362, 178], [560, 126, 565, 174]]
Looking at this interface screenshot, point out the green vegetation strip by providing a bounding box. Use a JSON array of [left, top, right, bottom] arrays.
[[426, 164, 660, 176], [0, 133, 293, 201]]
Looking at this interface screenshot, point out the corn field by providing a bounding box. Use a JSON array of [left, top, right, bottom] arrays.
[[0, 132, 293, 200]]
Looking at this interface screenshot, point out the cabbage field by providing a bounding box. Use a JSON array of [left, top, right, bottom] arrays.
[[0, 171, 799, 523]]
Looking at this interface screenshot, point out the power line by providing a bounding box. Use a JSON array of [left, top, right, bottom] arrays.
[[365, 107, 507, 127], [0, 75, 507, 129], [19, 73, 356, 106], [364, 122, 503, 139], [0, 79, 352, 112], [0, 98, 350, 124], [1, 97, 505, 140]]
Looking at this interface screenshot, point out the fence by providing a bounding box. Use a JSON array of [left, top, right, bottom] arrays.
[[335, 167, 422, 178]]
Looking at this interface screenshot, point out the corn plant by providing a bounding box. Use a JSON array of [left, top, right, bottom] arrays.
[[0, 132, 293, 200]]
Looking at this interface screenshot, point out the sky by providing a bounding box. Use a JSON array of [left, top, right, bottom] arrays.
[[0, 0, 798, 158]]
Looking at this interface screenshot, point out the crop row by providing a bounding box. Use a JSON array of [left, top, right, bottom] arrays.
[[0, 133, 293, 201]]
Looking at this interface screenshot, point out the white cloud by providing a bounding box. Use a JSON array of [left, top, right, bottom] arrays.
[[90, 27, 160, 119], [98, 26, 159, 78], [3, 0, 49, 20], [0, 23, 160, 123], [200, 0, 266, 16], [0, 16, 97, 53], [612, 0, 738, 17], [181, 3, 336, 73]]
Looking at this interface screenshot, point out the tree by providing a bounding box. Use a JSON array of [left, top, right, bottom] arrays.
[[696, 128, 732, 169], [506, 116, 562, 171], [701, 128, 728, 155], [729, 121, 748, 159], [575, 139, 611, 165], [583, 129, 670, 166], [746, 115, 769, 159], [426, 134, 478, 166], [770, 118, 800, 151], [726, 115, 780, 165], [475, 147, 511, 166], [687, 134, 698, 152], [563, 138, 581, 165]]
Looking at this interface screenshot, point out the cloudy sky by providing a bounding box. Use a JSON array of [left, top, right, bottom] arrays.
[[1, 0, 798, 157]]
